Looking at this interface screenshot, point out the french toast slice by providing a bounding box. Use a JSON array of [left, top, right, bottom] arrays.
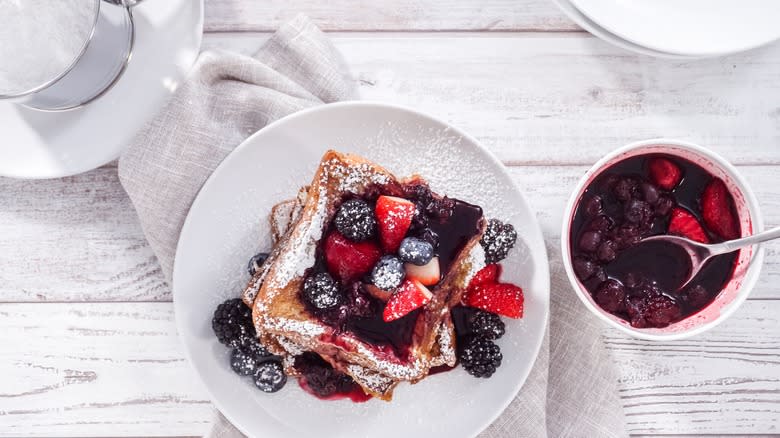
[[262, 195, 475, 399], [246, 151, 486, 394]]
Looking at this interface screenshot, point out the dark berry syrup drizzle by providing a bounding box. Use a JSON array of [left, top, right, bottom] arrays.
[[304, 181, 483, 362], [570, 154, 739, 328]]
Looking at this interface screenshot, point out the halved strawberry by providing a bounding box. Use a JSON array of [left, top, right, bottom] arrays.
[[464, 283, 524, 318], [375, 195, 416, 252], [468, 264, 502, 288], [701, 178, 740, 240], [324, 231, 381, 282], [668, 208, 709, 243], [383, 279, 432, 322], [648, 157, 682, 190], [405, 257, 440, 286]]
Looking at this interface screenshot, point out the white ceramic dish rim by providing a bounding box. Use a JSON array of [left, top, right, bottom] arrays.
[[173, 101, 551, 437], [0, 0, 204, 179], [550, 0, 698, 60], [560, 138, 764, 341], [568, 0, 780, 57]]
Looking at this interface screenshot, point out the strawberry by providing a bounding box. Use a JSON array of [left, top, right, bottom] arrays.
[[375, 195, 416, 252], [701, 178, 740, 240], [324, 231, 381, 282], [405, 257, 440, 286], [383, 279, 432, 322], [648, 157, 682, 190], [464, 283, 524, 319], [468, 264, 502, 288], [668, 208, 709, 243]]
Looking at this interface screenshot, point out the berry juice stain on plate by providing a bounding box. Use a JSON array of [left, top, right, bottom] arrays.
[[569, 154, 740, 328]]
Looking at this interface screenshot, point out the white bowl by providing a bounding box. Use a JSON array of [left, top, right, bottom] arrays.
[[561, 138, 764, 340]]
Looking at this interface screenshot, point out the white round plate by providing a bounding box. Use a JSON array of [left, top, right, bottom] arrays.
[[173, 102, 550, 438], [551, 0, 694, 59], [0, 0, 203, 179], [568, 0, 780, 57]]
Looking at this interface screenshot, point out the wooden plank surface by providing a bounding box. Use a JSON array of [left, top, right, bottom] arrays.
[[1, 165, 777, 302], [0, 301, 776, 436], [204, 0, 578, 32], [203, 34, 780, 166], [2, 24, 779, 437]]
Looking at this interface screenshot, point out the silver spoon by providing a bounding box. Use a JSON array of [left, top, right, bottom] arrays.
[[642, 225, 780, 290]]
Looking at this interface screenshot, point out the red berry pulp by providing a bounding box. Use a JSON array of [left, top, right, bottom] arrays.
[[570, 154, 740, 328]]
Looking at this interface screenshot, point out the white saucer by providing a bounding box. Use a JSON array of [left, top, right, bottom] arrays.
[[569, 0, 780, 57], [173, 102, 550, 438], [0, 0, 203, 179], [551, 0, 695, 59]]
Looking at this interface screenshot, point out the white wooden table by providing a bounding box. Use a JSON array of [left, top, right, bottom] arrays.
[[2, 1, 779, 436]]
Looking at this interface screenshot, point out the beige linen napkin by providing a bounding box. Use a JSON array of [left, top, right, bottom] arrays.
[[119, 15, 627, 438]]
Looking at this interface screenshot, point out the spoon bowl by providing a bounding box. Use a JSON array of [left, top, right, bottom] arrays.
[[643, 226, 780, 291]]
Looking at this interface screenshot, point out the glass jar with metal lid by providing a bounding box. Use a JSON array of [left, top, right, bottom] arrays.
[[0, 0, 138, 111]]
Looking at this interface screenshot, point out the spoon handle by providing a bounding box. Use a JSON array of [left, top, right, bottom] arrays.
[[716, 226, 780, 254]]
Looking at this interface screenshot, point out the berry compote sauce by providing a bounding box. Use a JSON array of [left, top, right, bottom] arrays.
[[570, 154, 740, 328]]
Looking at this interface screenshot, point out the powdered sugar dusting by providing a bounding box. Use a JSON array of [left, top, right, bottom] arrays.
[[364, 123, 512, 219], [345, 364, 396, 394], [462, 245, 487, 287]]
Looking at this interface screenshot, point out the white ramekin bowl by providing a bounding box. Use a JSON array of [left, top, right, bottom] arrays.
[[561, 138, 764, 340]]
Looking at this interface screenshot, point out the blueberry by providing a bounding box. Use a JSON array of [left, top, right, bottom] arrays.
[[303, 272, 342, 310], [583, 195, 603, 217], [578, 231, 602, 252], [248, 252, 270, 276], [640, 182, 659, 205], [334, 199, 376, 242], [398, 237, 434, 266], [596, 240, 617, 262], [594, 279, 626, 313], [613, 177, 637, 201], [370, 255, 405, 290], [253, 361, 287, 393], [587, 215, 614, 233], [230, 348, 258, 376], [573, 257, 597, 280]]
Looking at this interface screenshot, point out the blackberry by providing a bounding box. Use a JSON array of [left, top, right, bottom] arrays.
[[480, 219, 517, 264], [334, 199, 376, 242], [230, 348, 259, 376], [426, 196, 456, 221], [294, 352, 356, 397], [235, 333, 273, 360], [459, 336, 502, 378], [247, 252, 270, 276], [370, 255, 405, 290], [303, 272, 343, 310], [415, 228, 440, 250], [398, 237, 434, 266], [468, 310, 505, 340], [212, 298, 254, 347], [253, 361, 287, 393], [593, 279, 626, 313]]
